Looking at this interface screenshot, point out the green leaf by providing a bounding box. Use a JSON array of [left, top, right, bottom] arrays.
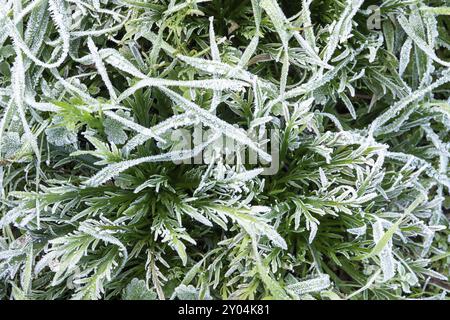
[[122, 278, 157, 300]]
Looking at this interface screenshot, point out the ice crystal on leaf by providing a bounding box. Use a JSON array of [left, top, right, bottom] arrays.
[[0, 0, 449, 301]]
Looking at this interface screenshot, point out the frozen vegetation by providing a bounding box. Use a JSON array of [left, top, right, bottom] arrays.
[[0, 0, 449, 300]]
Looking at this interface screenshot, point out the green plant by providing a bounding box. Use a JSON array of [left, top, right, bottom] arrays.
[[0, 0, 449, 300]]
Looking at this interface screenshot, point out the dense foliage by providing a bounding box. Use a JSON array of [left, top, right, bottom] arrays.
[[0, 0, 449, 300]]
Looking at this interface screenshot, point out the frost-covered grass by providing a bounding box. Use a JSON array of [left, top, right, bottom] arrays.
[[0, 0, 449, 300]]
